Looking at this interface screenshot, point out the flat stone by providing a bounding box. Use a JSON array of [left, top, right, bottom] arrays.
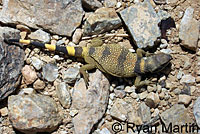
[[160, 104, 194, 133], [31, 56, 43, 70], [178, 94, 192, 106], [120, 0, 161, 48], [153, 0, 166, 4], [56, 82, 71, 109], [145, 92, 160, 108], [82, 0, 103, 11], [16, 24, 31, 33], [28, 29, 50, 43], [104, 0, 117, 8], [0, 0, 84, 36], [72, 70, 110, 134], [193, 97, 200, 127], [137, 102, 151, 123], [84, 7, 122, 36], [0, 27, 25, 101], [62, 67, 80, 84], [0, 107, 8, 116], [8, 94, 62, 133], [72, 28, 82, 44], [43, 63, 59, 82], [180, 74, 196, 84], [179, 7, 199, 51], [33, 79, 45, 90], [19, 88, 36, 95], [21, 65, 38, 85]]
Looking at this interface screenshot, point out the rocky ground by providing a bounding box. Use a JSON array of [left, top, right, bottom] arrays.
[[0, 0, 199, 134]]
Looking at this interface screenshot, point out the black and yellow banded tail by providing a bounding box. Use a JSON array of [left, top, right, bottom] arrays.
[[6, 39, 88, 58]]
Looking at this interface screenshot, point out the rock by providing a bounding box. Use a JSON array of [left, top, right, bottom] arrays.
[[21, 65, 38, 85], [8, 94, 62, 133], [114, 89, 126, 98], [56, 82, 71, 109], [0, 107, 8, 116], [160, 104, 194, 133], [69, 109, 78, 117], [173, 88, 181, 95], [180, 74, 196, 84], [138, 102, 151, 123], [160, 48, 172, 54], [124, 86, 136, 93], [178, 94, 192, 106], [82, 0, 103, 11], [138, 91, 148, 100], [16, 24, 31, 33], [145, 92, 160, 108], [33, 79, 45, 90], [72, 70, 110, 134], [110, 99, 142, 125], [119, 0, 161, 48], [193, 97, 200, 127], [62, 67, 80, 84], [28, 29, 50, 43], [0, 27, 25, 101], [43, 63, 59, 82], [31, 56, 43, 70], [0, 0, 84, 36], [19, 88, 36, 95], [166, 0, 179, 6], [153, 0, 166, 4], [72, 29, 82, 44], [176, 70, 184, 80], [104, 0, 117, 8], [179, 7, 199, 51], [84, 7, 122, 36], [99, 128, 111, 134]]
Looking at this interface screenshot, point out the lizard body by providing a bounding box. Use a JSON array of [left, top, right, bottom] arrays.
[[6, 38, 172, 87]]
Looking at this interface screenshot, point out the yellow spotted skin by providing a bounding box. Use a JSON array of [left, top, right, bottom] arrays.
[[6, 38, 172, 88], [88, 44, 137, 77]]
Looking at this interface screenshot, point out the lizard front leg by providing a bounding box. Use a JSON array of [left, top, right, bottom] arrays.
[[136, 48, 153, 57], [134, 75, 153, 88], [80, 64, 96, 87]]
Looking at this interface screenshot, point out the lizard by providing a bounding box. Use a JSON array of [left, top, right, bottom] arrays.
[[5, 38, 172, 88]]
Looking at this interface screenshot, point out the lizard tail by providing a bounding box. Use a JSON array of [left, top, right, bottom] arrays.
[[6, 39, 87, 58]]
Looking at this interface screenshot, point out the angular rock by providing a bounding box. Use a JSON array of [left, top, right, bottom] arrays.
[[0, 27, 24, 101], [8, 94, 62, 133], [19, 88, 36, 95], [72, 70, 110, 134], [193, 97, 200, 127], [0, 107, 8, 116], [31, 56, 43, 70], [178, 94, 192, 106], [153, 0, 166, 4], [160, 104, 194, 133], [145, 92, 160, 108], [138, 102, 151, 123], [72, 28, 82, 44], [33, 79, 45, 90], [104, 0, 117, 8], [21, 65, 38, 85], [114, 89, 126, 99], [0, 0, 84, 36], [84, 7, 122, 36], [56, 82, 71, 109], [28, 29, 50, 43], [110, 99, 142, 125], [43, 63, 59, 82], [62, 67, 80, 84], [179, 7, 199, 51], [180, 74, 196, 84], [120, 0, 161, 48], [82, 0, 103, 11]]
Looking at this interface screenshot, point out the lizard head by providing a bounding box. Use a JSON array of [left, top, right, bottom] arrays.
[[144, 53, 172, 73]]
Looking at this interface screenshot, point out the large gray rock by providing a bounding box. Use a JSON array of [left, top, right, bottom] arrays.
[[193, 97, 200, 127], [72, 70, 110, 134], [179, 7, 199, 51], [8, 94, 62, 133], [84, 7, 122, 36], [120, 0, 161, 48], [0, 0, 84, 36], [0, 27, 24, 101], [160, 104, 194, 133]]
